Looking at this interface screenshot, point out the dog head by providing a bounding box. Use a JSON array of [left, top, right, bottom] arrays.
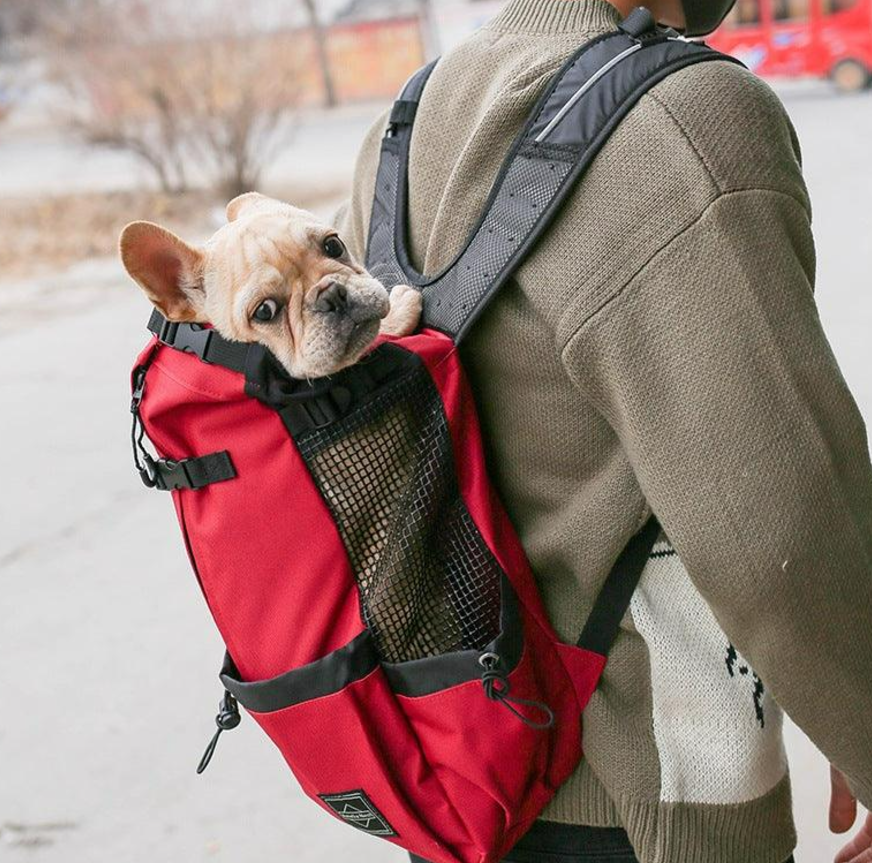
[[119, 192, 391, 379]]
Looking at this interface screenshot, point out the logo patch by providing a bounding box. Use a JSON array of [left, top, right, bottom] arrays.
[[318, 790, 397, 837]]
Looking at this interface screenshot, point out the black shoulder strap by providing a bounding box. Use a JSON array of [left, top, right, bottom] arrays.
[[577, 515, 661, 654], [365, 9, 743, 343]]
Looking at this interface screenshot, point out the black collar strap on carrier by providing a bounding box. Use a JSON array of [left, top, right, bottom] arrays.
[[365, 7, 742, 342], [146, 309, 252, 373], [145, 309, 410, 437]]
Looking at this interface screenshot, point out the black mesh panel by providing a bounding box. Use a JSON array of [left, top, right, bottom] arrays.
[[295, 357, 503, 664]]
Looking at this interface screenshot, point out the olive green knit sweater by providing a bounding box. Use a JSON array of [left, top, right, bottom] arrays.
[[336, 2, 872, 861]]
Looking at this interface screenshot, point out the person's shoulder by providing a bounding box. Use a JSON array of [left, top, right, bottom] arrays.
[[642, 56, 809, 208]]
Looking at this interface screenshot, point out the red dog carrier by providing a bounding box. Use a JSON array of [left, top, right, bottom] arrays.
[[129, 13, 735, 863]]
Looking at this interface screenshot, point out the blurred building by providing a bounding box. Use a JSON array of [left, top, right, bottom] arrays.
[[335, 0, 506, 64], [326, 0, 426, 102]]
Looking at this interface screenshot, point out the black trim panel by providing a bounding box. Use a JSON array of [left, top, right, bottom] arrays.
[[219, 572, 525, 712], [220, 631, 380, 713], [383, 572, 524, 697]]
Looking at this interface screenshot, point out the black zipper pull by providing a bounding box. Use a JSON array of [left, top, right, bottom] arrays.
[[197, 691, 241, 774]]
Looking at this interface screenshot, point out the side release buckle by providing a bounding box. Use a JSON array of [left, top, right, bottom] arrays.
[[158, 319, 214, 362]]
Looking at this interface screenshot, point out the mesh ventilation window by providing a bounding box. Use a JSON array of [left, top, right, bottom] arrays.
[[296, 358, 503, 664]]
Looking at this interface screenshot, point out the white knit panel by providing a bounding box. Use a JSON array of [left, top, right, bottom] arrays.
[[630, 540, 788, 804]]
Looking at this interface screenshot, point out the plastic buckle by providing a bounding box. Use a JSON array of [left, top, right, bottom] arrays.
[[171, 324, 213, 362], [387, 101, 416, 137], [158, 318, 179, 345], [155, 458, 194, 491]]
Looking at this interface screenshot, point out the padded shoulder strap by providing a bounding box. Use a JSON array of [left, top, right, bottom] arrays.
[[365, 10, 743, 343]]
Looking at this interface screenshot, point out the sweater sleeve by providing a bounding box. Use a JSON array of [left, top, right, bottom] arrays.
[[336, 107, 391, 263], [561, 185, 872, 807]]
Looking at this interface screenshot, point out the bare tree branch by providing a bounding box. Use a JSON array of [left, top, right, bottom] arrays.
[[300, 0, 338, 108], [34, 0, 303, 195]]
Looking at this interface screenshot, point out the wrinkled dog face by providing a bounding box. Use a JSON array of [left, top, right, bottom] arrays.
[[119, 192, 391, 379]]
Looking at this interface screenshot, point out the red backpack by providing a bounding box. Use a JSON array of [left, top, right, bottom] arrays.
[[129, 13, 735, 863]]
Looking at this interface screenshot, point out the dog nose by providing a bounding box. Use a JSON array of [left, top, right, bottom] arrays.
[[314, 282, 348, 314]]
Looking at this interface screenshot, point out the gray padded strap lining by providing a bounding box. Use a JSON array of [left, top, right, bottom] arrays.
[[365, 27, 741, 343]]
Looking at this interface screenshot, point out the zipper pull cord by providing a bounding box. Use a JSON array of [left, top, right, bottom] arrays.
[[478, 653, 555, 730], [130, 364, 159, 488], [197, 691, 241, 774]]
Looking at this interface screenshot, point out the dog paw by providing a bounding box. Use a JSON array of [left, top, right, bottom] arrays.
[[380, 284, 423, 337]]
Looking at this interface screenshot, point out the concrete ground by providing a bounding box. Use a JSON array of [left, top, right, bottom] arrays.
[[1, 82, 870, 863]]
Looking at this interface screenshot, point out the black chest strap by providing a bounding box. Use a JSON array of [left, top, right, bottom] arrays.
[[365, 8, 743, 343]]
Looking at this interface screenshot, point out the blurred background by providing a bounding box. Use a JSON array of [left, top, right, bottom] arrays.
[[1, 0, 869, 861]]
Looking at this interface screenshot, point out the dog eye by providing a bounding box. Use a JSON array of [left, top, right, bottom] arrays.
[[252, 299, 281, 323], [323, 236, 346, 259]]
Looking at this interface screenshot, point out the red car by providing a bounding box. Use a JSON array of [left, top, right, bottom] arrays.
[[706, 0, 872, 89]]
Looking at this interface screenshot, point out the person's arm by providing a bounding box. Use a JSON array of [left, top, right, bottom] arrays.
[[561, 184, 872, 809], [832, 767, 872, 863]]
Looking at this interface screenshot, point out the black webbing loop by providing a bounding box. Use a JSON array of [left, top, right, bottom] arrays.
[[385, 60, 438, 138], [577, 516, 661, 655], [618, 6, 657, 38], [147, 310, 251, 375], [389, 99, 418, 129]]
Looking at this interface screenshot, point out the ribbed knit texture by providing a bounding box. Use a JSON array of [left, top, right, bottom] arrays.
[[336, 1, 872, 860], [489, 0, 619, 32]]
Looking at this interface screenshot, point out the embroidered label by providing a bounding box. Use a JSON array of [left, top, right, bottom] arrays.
[[319, 790, 397, 837]]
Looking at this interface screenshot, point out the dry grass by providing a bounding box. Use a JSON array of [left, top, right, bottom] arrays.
[[0, 182, 348, 282]]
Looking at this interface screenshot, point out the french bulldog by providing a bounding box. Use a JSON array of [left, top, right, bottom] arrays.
[[119, 192, 421, 379]]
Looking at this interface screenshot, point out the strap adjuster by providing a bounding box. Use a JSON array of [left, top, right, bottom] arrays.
[[387, 99, 419, 136], [390, 99, 419, 128], [291, 386, 353, 434]]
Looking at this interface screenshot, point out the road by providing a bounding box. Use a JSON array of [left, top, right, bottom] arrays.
[[1, 83, 871, 863], [0, 104, 384, 198]]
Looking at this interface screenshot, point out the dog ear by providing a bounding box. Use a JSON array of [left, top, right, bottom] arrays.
[[119, 222, 205, 322], [226, 192, 271, 222]]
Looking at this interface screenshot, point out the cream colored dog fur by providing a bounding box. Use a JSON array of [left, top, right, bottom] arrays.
[[119, 192, 422, 379]]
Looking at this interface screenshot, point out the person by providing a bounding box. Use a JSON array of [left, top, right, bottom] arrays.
[[335, 1, 872, 861]]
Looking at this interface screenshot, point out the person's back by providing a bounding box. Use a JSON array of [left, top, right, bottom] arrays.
[[337, 1, 872, 860]]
